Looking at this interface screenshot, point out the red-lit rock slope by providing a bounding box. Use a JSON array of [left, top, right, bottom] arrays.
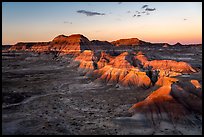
[[128, 77, 202, 128], [7, 34, 114, 54], [134, 51, 196, 77], [111, 38, 149, 47]]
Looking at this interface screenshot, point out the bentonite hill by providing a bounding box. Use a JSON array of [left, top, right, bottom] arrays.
[[2, 34, 202, 135]]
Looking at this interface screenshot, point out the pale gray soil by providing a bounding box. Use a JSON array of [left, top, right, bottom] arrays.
[[2, 45, 202, 135], [2, 52, 150, 135]]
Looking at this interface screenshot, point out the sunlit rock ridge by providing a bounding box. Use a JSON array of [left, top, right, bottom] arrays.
[[5, 34, 202, 131]]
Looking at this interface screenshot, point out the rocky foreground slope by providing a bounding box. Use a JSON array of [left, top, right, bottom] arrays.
[[3, 34, 202, 135]]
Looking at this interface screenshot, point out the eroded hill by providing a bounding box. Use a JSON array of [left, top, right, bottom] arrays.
[[2, 34, 202, 135]]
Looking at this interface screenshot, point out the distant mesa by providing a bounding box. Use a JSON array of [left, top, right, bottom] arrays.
[[5, 34, 202, 53], [50, 34, 93, 54], [9, 42, 48, 51], [52, 34, 90, 43], [7, 34, 117, 54], [111, 38, 149, 46], [52, 34, 68, 42], [52, 34, 91, 45], [111, 38, 140, 46], [174, 42, 183, 46]]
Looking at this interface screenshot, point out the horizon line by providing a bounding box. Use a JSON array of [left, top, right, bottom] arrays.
[[2, 33, 202, 46]]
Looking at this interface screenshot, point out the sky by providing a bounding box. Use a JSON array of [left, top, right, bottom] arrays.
[[2, 2, 202, 45]]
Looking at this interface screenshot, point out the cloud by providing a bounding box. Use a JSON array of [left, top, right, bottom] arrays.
[[133, 14, 141, 17], [77, 10, 105, 16], [133, 10, 143, 18], [145, 8, 156, 11], [136, 11, 140, 14], [127, 11, 131, 13], [132, 5, 156, 18], [142, 5, 148, 9], [63, 21, 72, 24]]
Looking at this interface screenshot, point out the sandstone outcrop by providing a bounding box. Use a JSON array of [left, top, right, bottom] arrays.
[[134, 52, 196, 77], [128, 77, 202, 126], [119, 68, 151, 89], [190, 80, 201, 89], [74, 50, 95, 73], [74, 50, 114, 70], [93, 52, 152, 88], [93, 52, 133, 84], [97, 51, 114, 69]]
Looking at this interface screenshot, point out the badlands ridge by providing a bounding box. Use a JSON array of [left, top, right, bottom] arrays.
[[3, 34, 202, 134]]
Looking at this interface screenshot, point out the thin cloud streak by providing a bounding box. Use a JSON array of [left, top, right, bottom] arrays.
[[142, 5, 148, 9], [63, 21, 72, 24], [145, 8, 156, 11], [77, 10, 105, 16]]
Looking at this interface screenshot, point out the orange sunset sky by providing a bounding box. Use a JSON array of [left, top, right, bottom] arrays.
[[2, 2, 202, 45]]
